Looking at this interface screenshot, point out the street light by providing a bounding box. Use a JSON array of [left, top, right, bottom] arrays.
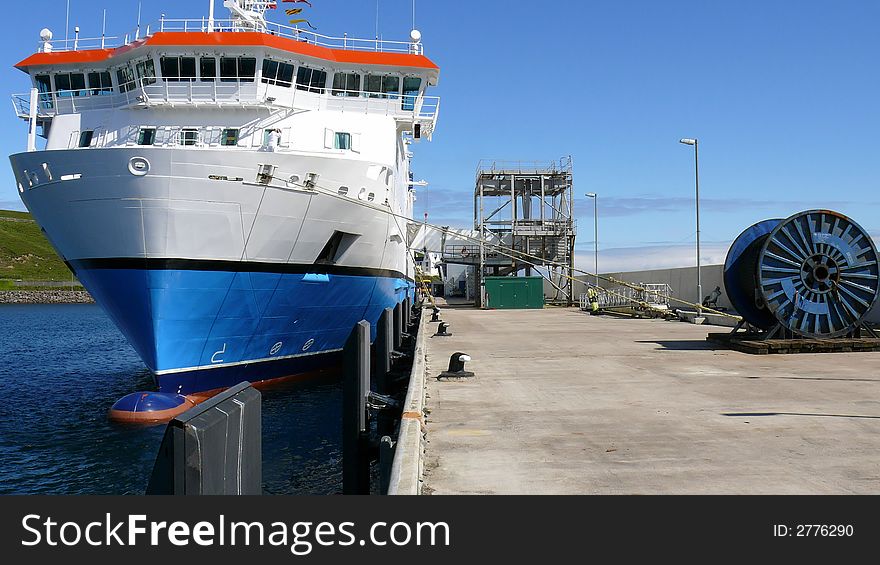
[[679, 138, 701, 315], [585, 193, 598, 289]]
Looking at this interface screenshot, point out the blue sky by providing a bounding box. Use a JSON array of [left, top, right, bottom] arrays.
[[3, 0, 879, 271]]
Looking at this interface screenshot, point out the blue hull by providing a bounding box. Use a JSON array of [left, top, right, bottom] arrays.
[[71, 261, 412, 394]]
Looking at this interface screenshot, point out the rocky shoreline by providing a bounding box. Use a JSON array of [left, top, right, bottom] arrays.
[[0, 290, 95, 304]]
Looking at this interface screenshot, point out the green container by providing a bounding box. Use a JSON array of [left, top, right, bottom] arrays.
[[484, 276, 545, 309]]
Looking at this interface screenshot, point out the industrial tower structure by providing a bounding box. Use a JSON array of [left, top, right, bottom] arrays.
[[471, 157, 576, 307]]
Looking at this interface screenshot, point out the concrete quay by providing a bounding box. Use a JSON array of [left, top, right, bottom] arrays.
[[422, 305, 880, 494]]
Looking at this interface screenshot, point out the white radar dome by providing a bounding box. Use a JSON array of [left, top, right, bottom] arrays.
[[40, 28, 53, 41], [410, 29, 422, 42]]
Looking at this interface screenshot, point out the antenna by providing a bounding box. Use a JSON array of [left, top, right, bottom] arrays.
[[226, 1, 271, 32], [136, 2, 141, 40], [375, 0, 379, 40], [65, 0, 70, 44], [101, 9, 106, 49], [412, 0, 416, 30]]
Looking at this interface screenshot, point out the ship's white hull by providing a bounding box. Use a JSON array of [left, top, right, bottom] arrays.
[[10, 147, 414, 393]]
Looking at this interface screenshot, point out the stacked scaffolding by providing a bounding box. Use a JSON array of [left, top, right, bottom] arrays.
[[473, 157, 576, 306]]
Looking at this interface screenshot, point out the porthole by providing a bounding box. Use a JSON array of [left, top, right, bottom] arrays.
[[128, 156, 150, 176], [338, 186, 349, 196], [17, 183, 23, 193], [367, 192, 375, 202]]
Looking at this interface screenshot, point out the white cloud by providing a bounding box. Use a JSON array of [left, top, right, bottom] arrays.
[[577, 242, 732, 274]]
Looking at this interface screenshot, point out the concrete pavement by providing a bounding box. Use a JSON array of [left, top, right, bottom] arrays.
[[423, 306, 880, 494]]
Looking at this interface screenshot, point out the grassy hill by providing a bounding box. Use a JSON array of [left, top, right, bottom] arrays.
[[0, 209, 73, 284]]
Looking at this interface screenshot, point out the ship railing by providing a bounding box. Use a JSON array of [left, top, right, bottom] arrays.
[[11, 87, 148, 118], [13, 81, 440, 114], [12, 80, 440, 133], [141, 80, 263, 106], [35, 17, 423, 56], [476, 157, 574, 177]]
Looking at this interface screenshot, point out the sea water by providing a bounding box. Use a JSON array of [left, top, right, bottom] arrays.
[[0, 304, 343, 494]]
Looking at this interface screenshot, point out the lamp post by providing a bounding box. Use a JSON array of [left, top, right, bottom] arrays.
[[679, 138, 701, 315], [586, 193, 598, 290]]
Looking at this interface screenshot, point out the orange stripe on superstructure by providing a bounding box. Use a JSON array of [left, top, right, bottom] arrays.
[[15, 48, 115, 70], [15, 31, 439, 71]]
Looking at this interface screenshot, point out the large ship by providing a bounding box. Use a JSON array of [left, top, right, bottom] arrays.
[[9, 0, 439, 419]]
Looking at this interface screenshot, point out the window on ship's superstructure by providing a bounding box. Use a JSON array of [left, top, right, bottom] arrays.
[[296, 66, 327, 94], [34, 75, 53, 109], [55, 73, 87, 97], [87, 71, 113, 95], [78, 130, 94, 148], [402, 77, 421, 110], [261, 59, 295, 87], [135, 59, 157, 86], [137, 128, 156, 146], [331, 72, 361, 97], [116, 66, 136, 93], [334, 132, 352, 150], [200, 57, 216, 81], [220, 57, 256, 83], [160, 56, 196, 82], [364, 75, 400, 99], [180, 129, 199, 146], [221, 129, 239, 146]]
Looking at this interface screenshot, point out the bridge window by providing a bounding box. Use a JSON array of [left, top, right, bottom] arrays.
[[199, 57, 216, 81], [135, 59, 157, 86], [160, 56, 195, 82], [239, 58, 256, 81], [220, 57, 256, 82], [296, 66, 327, 93], [116, 65, 136, 92], [180, 128, 199, 146], [78, 130, 94, 148], [402, 77, 421, 110], [364, 74, 399, 99], [34, 74, 53, 109], [137, 127, 156, 146], [87, 71, 113, 95], [55, 72, 87, 97], [221, 128, 239, 146], [261, 59, 295, 87], [34, 74, 51, 93], [332, 72, 361, 97]]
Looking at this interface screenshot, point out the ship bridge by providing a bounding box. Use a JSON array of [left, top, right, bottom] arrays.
[[11, 0, 440, 151]]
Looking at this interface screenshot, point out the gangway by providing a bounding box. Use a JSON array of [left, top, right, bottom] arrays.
[[580, 283, 673, 318]]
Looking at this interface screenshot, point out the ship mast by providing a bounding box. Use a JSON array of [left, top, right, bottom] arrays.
[[222, 0, 274, 32]]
